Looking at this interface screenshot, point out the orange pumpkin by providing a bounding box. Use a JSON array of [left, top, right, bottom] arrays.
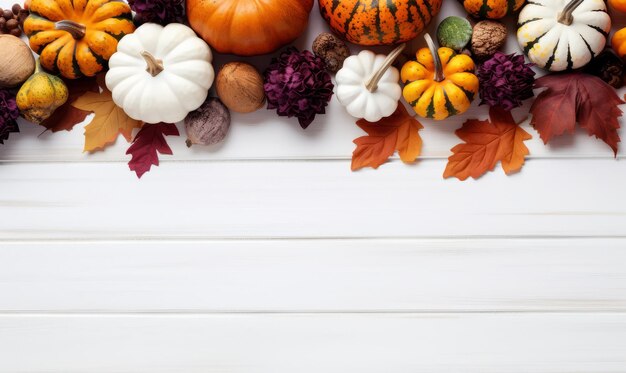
[[462, 0, 526, 19], [609, 0, 626, 12], [23, 0, 135, 79], [186, 0, 314, 56], [319, 0, 443, 46]]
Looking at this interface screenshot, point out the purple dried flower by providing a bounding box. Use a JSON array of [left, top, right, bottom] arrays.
[[0, 89, 20, 145], [477, 52, 536, 111], [128, 0, 185, 26], [264, 47, 334, 129]]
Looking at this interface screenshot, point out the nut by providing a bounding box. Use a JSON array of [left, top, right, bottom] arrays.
[[471, 20, 507, 60], [312, 32, 350, 73], [0, 35, 35, 88], [216, 62, 265, 114]]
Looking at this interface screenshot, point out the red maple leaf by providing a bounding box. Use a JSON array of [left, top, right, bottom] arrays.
[[530, 73, 623, 155], [126, 123, 179, 178]]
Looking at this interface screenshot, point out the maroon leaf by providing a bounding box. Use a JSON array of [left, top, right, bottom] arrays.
[[40, 77, 100, 132], [126, 123, 179, 178], [530, 73, 623, 155]]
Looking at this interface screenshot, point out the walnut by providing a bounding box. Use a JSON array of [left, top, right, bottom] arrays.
[[312, 32, 350, 73], [470, 20, 507, 61]]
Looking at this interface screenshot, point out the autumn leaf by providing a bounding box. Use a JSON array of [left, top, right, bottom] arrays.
[[444, 106, 532, 181], [0, 121, 19, 144], [40, 77, 100, 133], [351, 105, 423, 171], [126, 122, 179, 179], [530, 73, 623, 155], [72, 81, 142, 152]]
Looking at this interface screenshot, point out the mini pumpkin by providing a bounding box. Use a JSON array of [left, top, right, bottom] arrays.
[[319, 0, 442, 46], [461, 0, 526, 19], [401, 34, 479, 121], [187, 0, 314, 56], [609, 0, 626, 12], [23, 0, 135, 79], [105, 23, 214, 124], [336, 44, 404, 122], [612, 28, 626, 59], [517, 0, 611, 71]]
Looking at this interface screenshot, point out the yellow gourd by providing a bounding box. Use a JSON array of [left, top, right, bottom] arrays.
[[401, 34, 478, 120], [17, 60, 68, 124]]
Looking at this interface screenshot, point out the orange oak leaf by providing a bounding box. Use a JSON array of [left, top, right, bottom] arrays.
[[40, 78, 100, 133], [351, 104, 423, 171], [530, 73, 623, 155], [72, 83, 142, 152], [444, 106, 532, 181]]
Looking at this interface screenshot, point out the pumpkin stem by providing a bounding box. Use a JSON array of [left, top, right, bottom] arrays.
[[55, 20, 86, 40], [141, 51, 164, 77], [365, 43, 406, 93], [557, 0, 584, 25], [424, 34, 444, 82]]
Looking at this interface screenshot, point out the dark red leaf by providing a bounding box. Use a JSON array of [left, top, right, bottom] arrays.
[[530, 73, 623, 155], [126, 122, 179, 179], [40, 77, 100, 132]]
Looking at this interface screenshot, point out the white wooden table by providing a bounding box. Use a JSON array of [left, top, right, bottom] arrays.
[[1, 1, 626, 372]]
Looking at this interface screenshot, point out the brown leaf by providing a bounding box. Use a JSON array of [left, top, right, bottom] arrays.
[[40, 78, 100, 132], [530, 73, 623, 155], [444, 106, 532, 181], [351, 105, 423, 171], [72, 84, 142, 152]]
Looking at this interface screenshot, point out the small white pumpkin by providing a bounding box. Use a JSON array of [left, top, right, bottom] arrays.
[[106, 23, 214, 124], [517, 0, 610, 71], [335, 44, 404, 122]]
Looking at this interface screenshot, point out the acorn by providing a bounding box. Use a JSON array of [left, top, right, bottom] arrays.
[[184, 97, 231, 147]]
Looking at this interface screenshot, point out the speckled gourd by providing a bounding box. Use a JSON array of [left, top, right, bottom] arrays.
[[16, 60, 68, 124]]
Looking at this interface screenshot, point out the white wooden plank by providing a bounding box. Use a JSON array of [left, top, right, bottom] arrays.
[[0, 313, 625, 372], [0, 0, 624, 162], [1, 239, 625, 312], [0, 159, 625, 239]]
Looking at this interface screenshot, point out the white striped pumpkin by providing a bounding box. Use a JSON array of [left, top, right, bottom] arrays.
[[517, 0, 610, 71]]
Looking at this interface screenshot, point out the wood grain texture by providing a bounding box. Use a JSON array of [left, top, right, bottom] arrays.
[[1, 313, 625, 373], [1, 239, 625, 312], [0, 160, 625, 240]]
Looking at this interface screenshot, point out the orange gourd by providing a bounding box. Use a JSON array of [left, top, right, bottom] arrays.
[[401, 35, 479, 120], [186, 0, 314, 56], [23, 0, 135, 79], [609, 0, 626, 12], [462, 0, 526, 19], [612, 28, 626, 59], [318, 0, 442, 46]]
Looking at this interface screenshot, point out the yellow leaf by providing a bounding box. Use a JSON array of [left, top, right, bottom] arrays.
[[72, 89, 142, 152]]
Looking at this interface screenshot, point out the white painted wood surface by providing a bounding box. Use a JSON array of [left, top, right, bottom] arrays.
[[1, 239, 626, 312], [1, 0, 626, 371], [1, 313, 626, 373]]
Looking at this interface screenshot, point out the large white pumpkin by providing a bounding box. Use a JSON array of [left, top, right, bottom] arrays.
[[517, 0, 610, 71], [106, 23, 214, 124], [335, 46, 404, 123]]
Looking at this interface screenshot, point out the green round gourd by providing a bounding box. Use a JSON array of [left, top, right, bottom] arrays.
[[437, 16, 473, 52]]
